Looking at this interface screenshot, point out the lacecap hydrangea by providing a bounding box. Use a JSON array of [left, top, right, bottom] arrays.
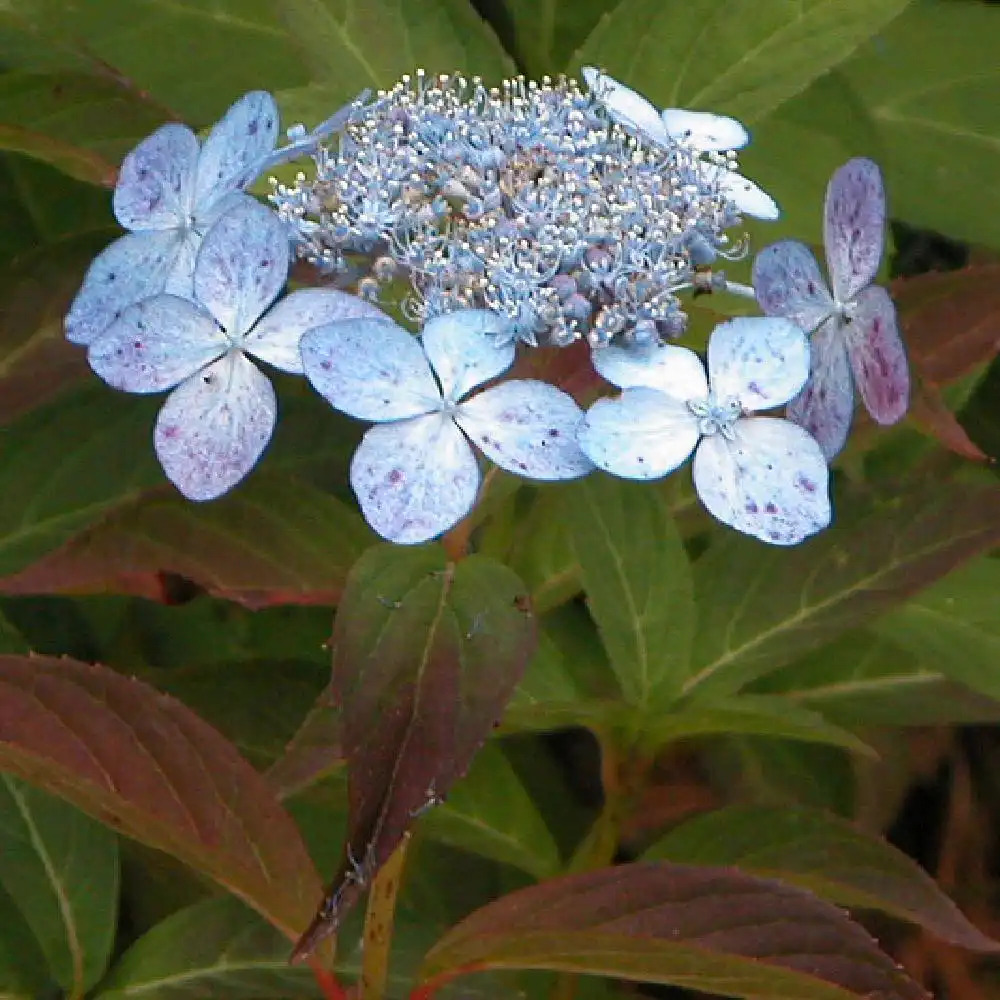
[[64, 69, 910, 548]]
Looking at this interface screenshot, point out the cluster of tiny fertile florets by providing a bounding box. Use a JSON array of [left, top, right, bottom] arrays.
[[270, 71, 746, 348]]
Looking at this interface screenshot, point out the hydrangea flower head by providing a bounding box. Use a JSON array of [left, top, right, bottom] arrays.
[[300, 309, 594, 543], [580, 67, 779, 221], [752, 157, 909, 459], [66, 92, 281, 346], [86, 199, 382, 500], [578, 316, 830, 545]]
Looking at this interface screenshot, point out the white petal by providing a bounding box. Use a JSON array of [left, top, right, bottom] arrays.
[[155, 351, 276, 501], [193, 200, 288, 336], [454, 380, 594, 480], [193, 91, 280, 212], [660, 108, 748, 152], [421, 309, 515, 403], [88, 295, 226, 393], [592, 341, 708, 399], [824, 157, 885, 304], [845, 284, 909, 426], [247, 288, 390, 374], [301, 319, 441, 421], [752, 239, 836, 334], [710, 165, 780, 220], [65, 230, 184, 346], [113, 123, 197, 231], [787, 316, 854, 461], [350, 414, 480, 545], [581, 67, 670, 146], [692, 417, 831, 546], [578, 388, 700, 480], [707, 317, 810, 411]]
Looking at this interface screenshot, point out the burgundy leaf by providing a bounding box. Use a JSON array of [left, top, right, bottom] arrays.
[[292, 545, 536, 959], [0, 655, 322, 941], [908, 378, 989, 462], [420, 862, 928, 1000]]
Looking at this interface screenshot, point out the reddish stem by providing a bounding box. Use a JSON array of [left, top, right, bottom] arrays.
[[309, 961, 350, 1000]]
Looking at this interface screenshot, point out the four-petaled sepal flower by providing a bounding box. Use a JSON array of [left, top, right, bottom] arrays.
[[87, 199, 382, 500], [300, 309, 594, 544], [66, 91, 281, 346], [578, 317, 831, 545], [753, 157, 910, 459]]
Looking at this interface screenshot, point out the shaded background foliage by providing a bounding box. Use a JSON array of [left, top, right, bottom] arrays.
[[1, 1, 1000, 1000]]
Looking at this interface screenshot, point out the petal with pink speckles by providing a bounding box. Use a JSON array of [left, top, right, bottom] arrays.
[[753, 239, 835, 334], [824, 157, 885, 304], [113, 123, 198, 231], [845, 284, 909, 426]]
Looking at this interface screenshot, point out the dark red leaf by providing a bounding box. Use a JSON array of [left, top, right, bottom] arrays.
[[0, 654, 322, 941], [908, 378, 990, 462], [420, 862, 927, 1000], [292, 545, 536, 959]]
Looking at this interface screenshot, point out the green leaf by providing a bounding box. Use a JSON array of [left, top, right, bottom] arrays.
[[421, 742, 561, 880], [0, 777, 118, 996], [683, 481, 1000, 701], [0, 384, 163, 576], [572, 0, 912, 124], [94, 896, 320, 1000], [0, 880, 50, 999], [294, 546, 536, 957], [497, 0, 609, 76], [564, 476, 694, 711], [420, 862, 927, 1000], [646, 805, 999, 952], [1, 473, 375, 608], [644, 695, 873, 756], [754, 630, 1000, 728], [873, 557, 1000, 702], [0, 654, 323, 942]]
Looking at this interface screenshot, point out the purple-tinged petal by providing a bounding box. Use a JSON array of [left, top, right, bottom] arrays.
[[581, 67, 670, 146], [193, 91, 279, 211], [707, 317, 810, 411], [154, 350, 275, 501], [421, 309, 515, 403], [661, 108, 748, 152], [88, 295, 225, 393], [350, 414, 480, 545], [455, 380, 593, 480], [692, 416, 831, 546], [824, 157, 885, 303], [65, 230, 184, 346], [845, 284, 909, 426], [247, 288, 389, 374], [193, 200, 288, 336], [753, 239, 835, 333], [787, 316, 854, 461], [301, 319, 441, 421], [592, 341, 708, 399], [578, 387, 700, 480], [113, 123, 198, 231]]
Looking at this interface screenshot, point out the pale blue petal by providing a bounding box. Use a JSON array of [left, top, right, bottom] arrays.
[[824, 157, 885, 304], [578, 388, 700, 480], [753, 239, 835, 334], [581, 67, 669, 146], [707, 164, 780, 220], [193, 91, 279, 212], [154, 350, 275, 501], [193, 200, 288, 337], [707, 317, 810, 411], [455, 380, 593, 480], [661, 108, 748, 152], [421, 309, 515, 403], [301, 318, 441, 421], [247, 288, 389, 374], [350, 414, 480, 545], [593, 341, 708, 399], [65, 230, 183, 346], [88, 295, 225, 393], [113, 123, 197, 230], [787, 317, 853, 461], [692, 416, 831, 546]]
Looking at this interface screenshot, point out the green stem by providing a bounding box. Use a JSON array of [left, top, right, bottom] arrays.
[[360, 835, 411, 1000]]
